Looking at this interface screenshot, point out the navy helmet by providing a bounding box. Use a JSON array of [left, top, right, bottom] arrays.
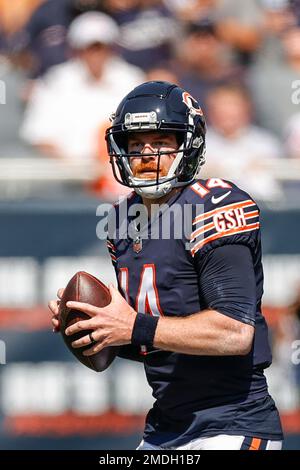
[[105, 81, 206, 198]]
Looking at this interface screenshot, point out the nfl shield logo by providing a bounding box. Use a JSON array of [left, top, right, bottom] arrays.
[[133, 238, 142, 253]]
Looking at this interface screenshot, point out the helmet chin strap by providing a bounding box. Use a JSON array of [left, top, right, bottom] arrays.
[[134, 181, 173, 199]]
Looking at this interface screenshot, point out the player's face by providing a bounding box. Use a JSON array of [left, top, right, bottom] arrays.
[[128, 132, 178, 179], [78, 43, 110, 77]]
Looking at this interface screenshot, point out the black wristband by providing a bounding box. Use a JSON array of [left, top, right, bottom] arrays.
[[131, 313, 159, 348]]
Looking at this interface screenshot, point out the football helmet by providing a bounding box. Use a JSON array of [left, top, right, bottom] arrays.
[[105, 81, 206, 199]]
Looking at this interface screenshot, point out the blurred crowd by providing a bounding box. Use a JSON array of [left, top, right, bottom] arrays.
[[1, 0, 300, 201]]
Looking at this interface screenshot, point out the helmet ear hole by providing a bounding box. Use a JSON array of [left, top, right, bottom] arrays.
[[114, 133, 128, 153], [175, 132, 184, 148]]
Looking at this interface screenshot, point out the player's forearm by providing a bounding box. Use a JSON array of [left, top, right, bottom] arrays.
[[153, 309, 254, 356]]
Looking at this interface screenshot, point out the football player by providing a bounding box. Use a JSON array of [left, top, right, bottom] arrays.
[[49, 81, 283, 450]]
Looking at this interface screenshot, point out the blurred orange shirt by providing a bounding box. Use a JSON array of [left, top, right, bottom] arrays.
[[91, 121, 131, 201], [0, 0, 43, 35]]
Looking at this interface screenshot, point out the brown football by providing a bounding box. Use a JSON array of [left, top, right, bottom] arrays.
[[59, 271, 119, 372]]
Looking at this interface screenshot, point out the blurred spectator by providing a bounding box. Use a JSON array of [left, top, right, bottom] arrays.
[[103, 0, 139, 11], [175, 18, 244, 106], [145, 64, 180, 84], [254, 0, 296, 65], [0, 0, 42, 37], [70, 0, 105, 15], [214, 0, 263, 55], [0, 57, 35, 158], [164, 0, 217, 23], [249, 25, 300, 136], [20, 12, 144, 166], [262, 0, 296, 32], [16, 0, 72, 77], [0, 23, 6, 53], [290, 0, 300, 21], [104, 0, 180, 70], [203, 84, 283, 201], [9, 0, 105, 78], [285, 112, 300, 158], [94, 120, 132, 200], [166, 0, 262, 56]]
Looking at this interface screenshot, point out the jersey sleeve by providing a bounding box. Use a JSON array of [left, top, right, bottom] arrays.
[[195, 244, 257, 326], [187, 183, 259, 325], [190, 187, 260, 259]]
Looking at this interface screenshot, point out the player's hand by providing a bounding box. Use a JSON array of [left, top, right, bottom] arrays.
[[48, 288, 65, 333], [64, 284, 137, 356]]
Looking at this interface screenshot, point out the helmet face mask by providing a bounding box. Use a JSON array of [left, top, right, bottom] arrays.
[[105, 81, 206, 199]]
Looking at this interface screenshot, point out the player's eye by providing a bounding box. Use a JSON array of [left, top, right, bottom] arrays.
[[153, 141, 167, 147], [128, 142, 143, 152]]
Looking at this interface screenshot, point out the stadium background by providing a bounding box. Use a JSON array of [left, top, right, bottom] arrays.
[[0, 0, 300, 450]]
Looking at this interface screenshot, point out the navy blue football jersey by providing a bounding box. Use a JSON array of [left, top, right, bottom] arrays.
[[107, 178, 283, 447]]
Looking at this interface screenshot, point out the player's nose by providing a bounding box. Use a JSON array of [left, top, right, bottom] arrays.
[[141, 143, 157, 160]]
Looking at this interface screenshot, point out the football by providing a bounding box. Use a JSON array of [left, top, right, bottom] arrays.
[[59, 271, 119, 372]]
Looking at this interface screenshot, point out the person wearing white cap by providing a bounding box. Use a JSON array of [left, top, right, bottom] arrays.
[[67, 11, 119, 50], [20, 11, 145, 172]]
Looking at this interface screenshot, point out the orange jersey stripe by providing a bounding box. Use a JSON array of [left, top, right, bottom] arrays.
[[249, 438, 262, 450], [193, 200, 255, 225], [191, 222, 260, 256], [107, 241, 116, 251], [190, 210, 259, 241], [190, 221, 215, 241], [244, 210, 259, 219]]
